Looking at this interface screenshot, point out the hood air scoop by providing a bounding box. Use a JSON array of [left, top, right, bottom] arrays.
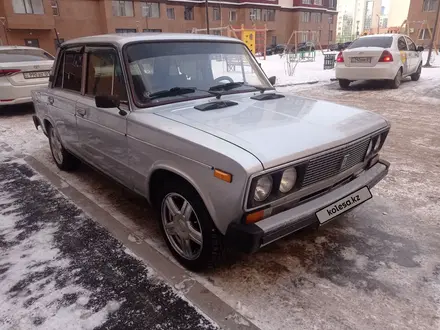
[[194, 100, 238, 111]]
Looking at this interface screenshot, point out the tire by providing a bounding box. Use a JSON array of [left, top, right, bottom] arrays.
[[156, 178, 225, 271], [47, 124, 81, 171], [411, 64, 422, 81], [388, 68, 402, 89], [339, 79, 350, 89]]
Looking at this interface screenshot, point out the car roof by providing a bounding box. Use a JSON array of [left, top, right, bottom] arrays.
[[62, 32, 244, 48], [0, 45, 44, 51], [357, 34, 404, 39]]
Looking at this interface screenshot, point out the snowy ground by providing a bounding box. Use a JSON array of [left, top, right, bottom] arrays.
[[1, 50, 440, 330]]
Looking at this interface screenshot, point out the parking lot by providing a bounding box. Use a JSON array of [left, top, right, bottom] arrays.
[[1, 65, 439, 330]]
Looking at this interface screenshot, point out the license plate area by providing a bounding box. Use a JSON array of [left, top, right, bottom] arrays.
[[23, 71, 50, 79], [316, 187, 372, 224], [351, 57, 371, 63]]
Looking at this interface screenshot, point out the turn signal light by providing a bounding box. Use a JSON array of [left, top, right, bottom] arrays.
[[0, 69, 21, 77], [336, 52, 344, 63], [214, 169, 232, 183], [379, 50, 393, 62], [245, 210, 264, 224]]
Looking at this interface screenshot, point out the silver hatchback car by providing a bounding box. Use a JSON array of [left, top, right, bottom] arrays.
[[32, 33, 390, 271]]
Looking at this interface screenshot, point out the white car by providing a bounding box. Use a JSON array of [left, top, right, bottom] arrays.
[[0, 46, 54, 106], [335, 34, 424, 89]]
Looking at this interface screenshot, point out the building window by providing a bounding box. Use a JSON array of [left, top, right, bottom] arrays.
[[115, 28, 137, 33], [250, 8, 262, 20], [301, 12, 311, 23], [302, 0, 312, 4], [24, 38, 39, 47], [143, 28, 162, 32], [12, 0, 44, 14], [423, 0, 438, 11], [229, 10, 236, 21], [54, 38, 64, 49], [418, 28, 433, 39], [328, 15, 334, 24], [184, 6, 194, 20], [263, 9, 275, 21], [51, 0, 59, 15], [167, 7, 175, 19], [271, 35, 276, 45], [112, 0, 134, 17], [142, 2, 160, 18], [314, 12, 322, 23], [213, 7, 221, 21], [328, 0, 335, 8], [314, 0, 322, 5]]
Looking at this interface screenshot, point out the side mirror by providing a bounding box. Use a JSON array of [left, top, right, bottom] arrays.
[[417, 46, 424, 52], [268, 76, 276, 85], [95, 95, 120, 109]]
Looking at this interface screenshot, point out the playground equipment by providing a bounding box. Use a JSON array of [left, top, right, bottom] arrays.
[[282, 30, 324, 76], [191, 24, 268, 59], [400, 19, 439, 55]]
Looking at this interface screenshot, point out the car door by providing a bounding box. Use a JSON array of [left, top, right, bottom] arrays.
[[397, 36, 410, 75], [75, 45, 131, 186], [48, 46, 84, 154], [405, 36, 419, 73]]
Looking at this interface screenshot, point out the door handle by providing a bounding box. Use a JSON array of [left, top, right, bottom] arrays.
[[48, 96, 54, 105], [76, 107, 86, 117]]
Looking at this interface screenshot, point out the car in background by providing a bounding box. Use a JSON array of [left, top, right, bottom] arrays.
[[295, 42, 315, 52], [266, 44, 289, 55], [32, 33, 390, 271], [329, 41, 353, 52], [0, 46, 54, 106], [335, 34, 423, 89]]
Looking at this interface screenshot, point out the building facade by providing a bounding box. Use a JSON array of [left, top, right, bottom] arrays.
[[0, 0, 337, 54], [407, 0, 439, 46]]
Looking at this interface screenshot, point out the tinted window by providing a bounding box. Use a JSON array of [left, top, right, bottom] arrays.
[[0, 49, 54, 62], [54, 49, 83, 92], [405, 37, 416, 51], [348, 37, 393, 49], [86, 48, 127, 101], [398, 37, 408, 51]]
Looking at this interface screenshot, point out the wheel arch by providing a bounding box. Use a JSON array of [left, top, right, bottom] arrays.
[[147, 165, 220, 231]]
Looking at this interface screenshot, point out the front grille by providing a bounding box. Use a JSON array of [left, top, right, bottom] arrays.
[[301, 139, 369, 187]]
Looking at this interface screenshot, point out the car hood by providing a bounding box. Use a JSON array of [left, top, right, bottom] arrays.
[[153, 93, 388, 169]]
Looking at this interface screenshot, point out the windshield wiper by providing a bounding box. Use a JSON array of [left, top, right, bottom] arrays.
[[209, 82, 273, 94], [145, 87, 196, 101]]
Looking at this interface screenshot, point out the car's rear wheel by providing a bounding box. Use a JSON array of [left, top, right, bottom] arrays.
[[389, 68, 402, 89], [339, 79, 351, 89], [157, 179, 225, 271], [411, 64, 422, 81], [48, 125, 80, 171]]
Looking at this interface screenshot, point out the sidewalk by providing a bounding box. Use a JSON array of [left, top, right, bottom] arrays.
[[0, 144, 217, 330]]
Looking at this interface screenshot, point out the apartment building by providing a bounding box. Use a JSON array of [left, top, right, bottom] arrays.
[[407, 0, 439, 46], [0, 0, 337, 54]]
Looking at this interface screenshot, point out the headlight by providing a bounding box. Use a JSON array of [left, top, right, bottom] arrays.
[[373, 135, 381, 152], [254, 175, 273, 202], [365, 140, 373, 157], [279, 168, 297, 193]]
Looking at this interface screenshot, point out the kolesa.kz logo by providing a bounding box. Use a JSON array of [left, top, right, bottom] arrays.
[[327, 194, 361, 216]]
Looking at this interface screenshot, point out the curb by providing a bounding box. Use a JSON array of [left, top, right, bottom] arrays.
[[23, 154, 260, 330]]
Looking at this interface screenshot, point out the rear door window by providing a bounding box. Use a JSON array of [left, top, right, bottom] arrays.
[[0, 49, 54, 62], [54, 47, 83, 93], [405, 37, 416, 51], [348, 37, 393, 49], [398, 37, 408, 51]]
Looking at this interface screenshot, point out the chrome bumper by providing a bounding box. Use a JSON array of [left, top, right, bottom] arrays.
[[225, 160, 390, 253]]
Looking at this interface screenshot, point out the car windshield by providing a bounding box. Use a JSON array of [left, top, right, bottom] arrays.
[[348, 37, 393, 49], [0, 49, 54, 62], [125, 41, 272, 105]]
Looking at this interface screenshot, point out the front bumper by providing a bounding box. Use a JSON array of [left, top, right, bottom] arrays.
[[225, 160, 389, 253]]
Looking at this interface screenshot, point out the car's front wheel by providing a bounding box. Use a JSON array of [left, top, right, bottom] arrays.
[[411, 64, 422, 81], [389, 68, 402, 89], [48, 125, 80, 171], [157, 179, 224, 271], [339, 79, 351, 89]]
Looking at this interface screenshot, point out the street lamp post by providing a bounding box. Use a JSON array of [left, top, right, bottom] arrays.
[[328, 15, 332, 49], [205, 0, 210, 34], [376, 14, 380, 34], [425, 0, 440, 67]]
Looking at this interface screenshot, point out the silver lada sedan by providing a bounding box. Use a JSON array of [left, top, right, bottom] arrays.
[[32, 33, 390, 271]]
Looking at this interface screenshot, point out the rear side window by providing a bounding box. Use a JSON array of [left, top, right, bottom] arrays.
[[0, 49, 54, 62], [348, 37, 393, 49], [398, 37, 408, 51], [54, 49, 83, 92]]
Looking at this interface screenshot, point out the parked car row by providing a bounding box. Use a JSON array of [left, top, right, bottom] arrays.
[[31, 33, 391, 271], [329, 41, 353, 51]]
